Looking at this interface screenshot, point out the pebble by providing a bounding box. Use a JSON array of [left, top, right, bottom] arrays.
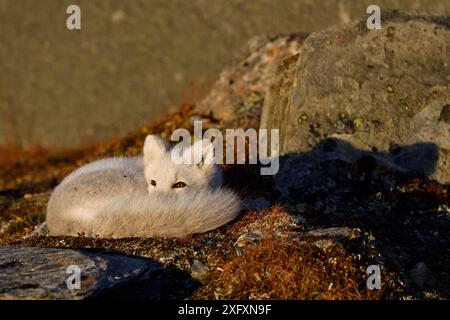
[[191, 260, 209, 279]]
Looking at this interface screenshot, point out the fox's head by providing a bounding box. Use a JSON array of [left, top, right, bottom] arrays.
[[143, 135, 223, 193]]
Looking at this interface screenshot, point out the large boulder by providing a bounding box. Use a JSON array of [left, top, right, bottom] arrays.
[[195, 33, 307, 127], [260, 11, 450, 197]]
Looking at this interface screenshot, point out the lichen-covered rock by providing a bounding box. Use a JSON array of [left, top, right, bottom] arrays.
[[0, 246, 163, 299], [260, 11, 450, 197], [195, 33, 307, 127]]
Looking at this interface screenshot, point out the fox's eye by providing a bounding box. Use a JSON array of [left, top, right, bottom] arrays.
[[172, 181, 186, 188], [150, 180, 156, 186]]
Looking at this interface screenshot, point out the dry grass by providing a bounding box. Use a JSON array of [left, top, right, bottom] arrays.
[[193, 235, 381, 300]]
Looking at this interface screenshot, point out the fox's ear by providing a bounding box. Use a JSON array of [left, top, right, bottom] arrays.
[[143, 135, 168, 164], [189, 139, 215, 170]]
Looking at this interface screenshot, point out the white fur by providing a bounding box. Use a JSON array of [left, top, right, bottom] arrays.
[[46, 135, 241, 238]]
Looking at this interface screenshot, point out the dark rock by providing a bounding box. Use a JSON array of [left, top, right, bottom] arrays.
[[243, 197, 271, 211], [0, 246, 163, 299], [410, 262, 435, 288]]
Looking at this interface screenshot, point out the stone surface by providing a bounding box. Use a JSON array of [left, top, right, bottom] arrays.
[[410, 262, 435, 288], [235, 231, 264, 248], [0, 246, 163, 299], [243, 197, 271, 211], [260, 12, 450, 197], [25, 222, 49, 238], [190, 260, 209, 280], [195, 34, 307, 127], [303, 227, 361, 241]]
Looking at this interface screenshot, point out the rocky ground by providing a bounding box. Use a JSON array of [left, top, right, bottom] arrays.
[[0, 11, 449, 300], [0, 104, 448, 299]]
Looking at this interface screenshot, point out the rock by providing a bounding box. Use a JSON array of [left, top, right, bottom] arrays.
[[190, 260, 209, 279], [313, 239, 336, 250], [303, 227, 361, 242], [0, 246, 163, 299], [0, 220, 12, 236], [259, 12, 450, 198], [25, 222, 49, 238], [305, 228, 363, 251], [437, 204, 450, 214], [195, 33, 307, 127], [243, 197, 271, 211], [410, 262, 435, 288], [235, 231, 264, 247]]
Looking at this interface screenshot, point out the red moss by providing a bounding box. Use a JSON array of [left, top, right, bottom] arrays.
[[194, 236, 381, 300]]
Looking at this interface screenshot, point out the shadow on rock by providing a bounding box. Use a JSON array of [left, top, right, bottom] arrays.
[[274, 138, 449, 298], [276, 138, 440, 200], [96, 261, 201, 300]]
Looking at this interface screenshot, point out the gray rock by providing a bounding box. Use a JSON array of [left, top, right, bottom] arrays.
[[24, 222, 49, 238], [190, 260, 209, 279], [410, 262, 435, 288], [0, 246, 163, 299], [260, 12, 450, 197], [235, 231, 264, 247], [303, 227, 361, 241], [195, 34, 307, 126]]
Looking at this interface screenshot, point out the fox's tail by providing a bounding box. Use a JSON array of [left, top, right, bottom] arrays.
[[48, 188, 241, 238]]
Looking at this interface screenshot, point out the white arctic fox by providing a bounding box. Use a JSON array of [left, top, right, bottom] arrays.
[[46, 135, 241, 238]]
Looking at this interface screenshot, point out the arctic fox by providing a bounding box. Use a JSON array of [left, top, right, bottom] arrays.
[[46, 135, 241, 238]]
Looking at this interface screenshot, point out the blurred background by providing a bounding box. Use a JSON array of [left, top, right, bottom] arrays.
[[0, 0, 448, 148]]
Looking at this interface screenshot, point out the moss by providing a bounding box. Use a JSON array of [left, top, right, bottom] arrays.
[[191, 236, 381, 300]]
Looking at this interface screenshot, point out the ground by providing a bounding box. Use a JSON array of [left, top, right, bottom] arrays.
[[0, 104, 449, 299]]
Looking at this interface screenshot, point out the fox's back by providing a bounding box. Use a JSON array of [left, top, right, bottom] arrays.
[[61, 156, 144, 184], [47, 157, 148, 228]]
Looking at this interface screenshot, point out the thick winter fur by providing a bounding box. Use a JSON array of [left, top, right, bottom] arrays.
[[46, 135, 241, 238]]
